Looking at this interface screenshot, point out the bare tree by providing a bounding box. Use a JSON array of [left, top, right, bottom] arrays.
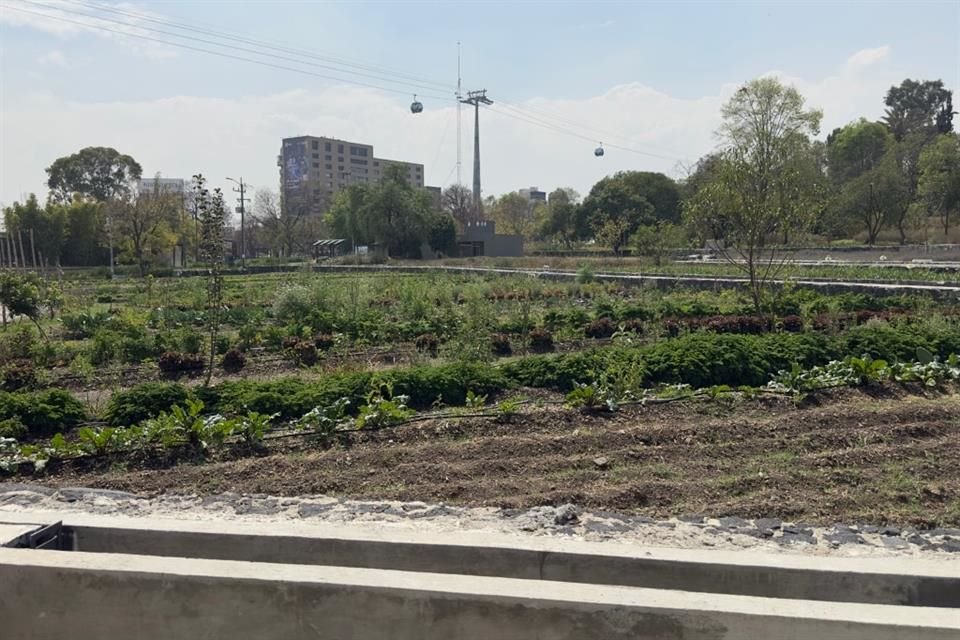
[[253, 189, 306, 257], [107, 175, 182, 276], [441, 184, 474, 230]]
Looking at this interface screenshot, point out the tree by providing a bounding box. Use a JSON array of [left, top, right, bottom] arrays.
[[326, 166, 432, 258], [60, 199, 106, 266], [884, 79, 954, 141], [581, 171, 681, 246], [684, 77, 823, 314], [632, 221, 687, 265], [46, 147, 142, 203], [193, 174, 226, 385], [0, 272, 45, 336], [490, 192, 540, 238], [427, 212, 458, 257], [2, 194, 68, 267], [253, 189, 306, 257], [918, 134, 960, 237], [106, 176, 183, 276], [441, 184, 474, 230], [827, 120, 907, 244], [539, 188, 586, 247]]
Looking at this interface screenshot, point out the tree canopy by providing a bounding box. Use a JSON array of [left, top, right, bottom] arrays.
[[46, 146, 142, 203]]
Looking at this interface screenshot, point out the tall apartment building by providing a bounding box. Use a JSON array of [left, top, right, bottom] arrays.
[[279, 136, 425, 217]]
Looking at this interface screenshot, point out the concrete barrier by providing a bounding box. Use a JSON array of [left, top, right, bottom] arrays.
[[1, 512, 958, 639], [2, 548, 959, 640]]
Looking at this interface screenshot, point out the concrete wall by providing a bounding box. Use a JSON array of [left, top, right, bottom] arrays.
[[63, 522, 960, 607], [2, 548, 958, 640]]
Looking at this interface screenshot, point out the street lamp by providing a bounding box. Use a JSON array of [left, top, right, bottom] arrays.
[[226, 177, 247, 269]]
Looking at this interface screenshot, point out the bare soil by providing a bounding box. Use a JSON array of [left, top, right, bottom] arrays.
[[12, 386, 960, 528]]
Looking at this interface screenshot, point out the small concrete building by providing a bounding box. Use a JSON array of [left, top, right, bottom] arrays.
[[457, 220, 523, 257]]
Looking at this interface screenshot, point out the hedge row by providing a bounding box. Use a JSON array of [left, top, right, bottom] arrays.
[[94, 321, 960, 429]]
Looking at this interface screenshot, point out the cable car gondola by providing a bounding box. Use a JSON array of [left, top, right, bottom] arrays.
[[594, 143, 605, 157], [410, 95, 423, 114]]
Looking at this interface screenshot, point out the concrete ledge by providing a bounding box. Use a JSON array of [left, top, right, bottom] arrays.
[[2, 548, 958, 640], [2, 511, 958, 607]]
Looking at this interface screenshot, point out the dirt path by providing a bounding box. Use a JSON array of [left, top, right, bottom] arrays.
[[11, 386, 960, 529]]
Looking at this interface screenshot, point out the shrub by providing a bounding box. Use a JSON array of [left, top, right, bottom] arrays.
[[585, 317, 616, 339], [180, 330, 204, 355], [221, 348, 246, 374], [293, 341, 318, 366], [0, 416, 26, 439], [158, 351, 205, 377], [0, 389, 87, 437], [780, 315, 804, 333], [105, 382, 190, 427], [414, 333, 440, 357], [528, 327, 554, 353], [1, 360, 36, 392], [281, 335, 300, 350], [490, 333, 512, 356], [575, 264, 595, 284], [313, 333, 335, 351], [622, 319, 645, 335]]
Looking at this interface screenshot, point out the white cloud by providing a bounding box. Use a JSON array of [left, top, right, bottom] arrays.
[[845, 46, 891, 71], [0, 0, 178, 59], [37, 49, 68, 67], [0, 47, 915, 207]]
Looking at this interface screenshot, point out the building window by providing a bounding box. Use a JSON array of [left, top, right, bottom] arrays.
[[325, 142, 331, 152], [373, 161, 379, 167], [350, 158, 367, 165], [359, 148, 368, 157], [312, 162, 319, 168], [326, 163, 332, 170], [312, 153, 319, 159], [338, 156, 344, 162], [312, 141, 319, 150], [325, 154, 331, 161], [338, 165, 344, 171], [338, 144, 344, 153]]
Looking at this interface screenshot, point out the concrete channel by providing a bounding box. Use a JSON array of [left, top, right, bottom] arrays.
[[1, 512, 958, 639]]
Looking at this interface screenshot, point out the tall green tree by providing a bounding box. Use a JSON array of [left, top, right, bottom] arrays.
[[918, 134, 960, 237], [539, 188, 586, 247], [827, 120, 907, 244], [2, 194, 68, 267], [490, 192, 540, 238], [326, 166, 432, 258], [440, 184, 474, 230], [46, 147, 142, 203], [883, 79, 954, 140], [59, 199, 106, 266], [581, 171, 682, 242], [684, 78, 823, 313]]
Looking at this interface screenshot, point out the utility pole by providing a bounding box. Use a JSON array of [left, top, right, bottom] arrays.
[[226, 177, 250, 269], [459, 89, 493, 216]]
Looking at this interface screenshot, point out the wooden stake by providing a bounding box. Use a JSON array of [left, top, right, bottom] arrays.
[[17, 231, 27, 272]]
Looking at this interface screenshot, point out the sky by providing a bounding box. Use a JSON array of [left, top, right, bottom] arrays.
[[1, 0, 958, 214]]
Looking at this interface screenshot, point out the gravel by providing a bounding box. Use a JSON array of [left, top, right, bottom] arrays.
[[2, 484, 959, 559]]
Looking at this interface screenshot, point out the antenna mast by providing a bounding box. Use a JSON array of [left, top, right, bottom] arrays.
[[456, 41, 462, 186]]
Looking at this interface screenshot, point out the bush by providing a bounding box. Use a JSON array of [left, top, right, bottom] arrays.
[[221, 348, 246, 374], [528, 327, 554, 353], [104, 382, 190, 427], [0, 389, 87, 437], [158, 351, 205, 377], [414, 333, 440, 357], [780, 315, 804, 333], [575, 265, 595, 284], [1, 360, 37, 392], [490, 333, 512, 356], [313, 333, 335, 351], [292, 341, 318, 366], [180, 331, 204, 355], [585, 317, 616, 339], [622, 319, 645, 335], [0, 416, 26, 439]]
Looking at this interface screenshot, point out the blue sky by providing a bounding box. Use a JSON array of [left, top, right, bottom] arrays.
[[1, 0, 958, 209]]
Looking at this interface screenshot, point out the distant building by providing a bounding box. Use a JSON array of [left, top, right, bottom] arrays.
[[138, 177, 187, 197], [425, 185, 442, 210], [518, 186, 546, 204], [457, 220, 523, 257], [278, 135, 425, 218]]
